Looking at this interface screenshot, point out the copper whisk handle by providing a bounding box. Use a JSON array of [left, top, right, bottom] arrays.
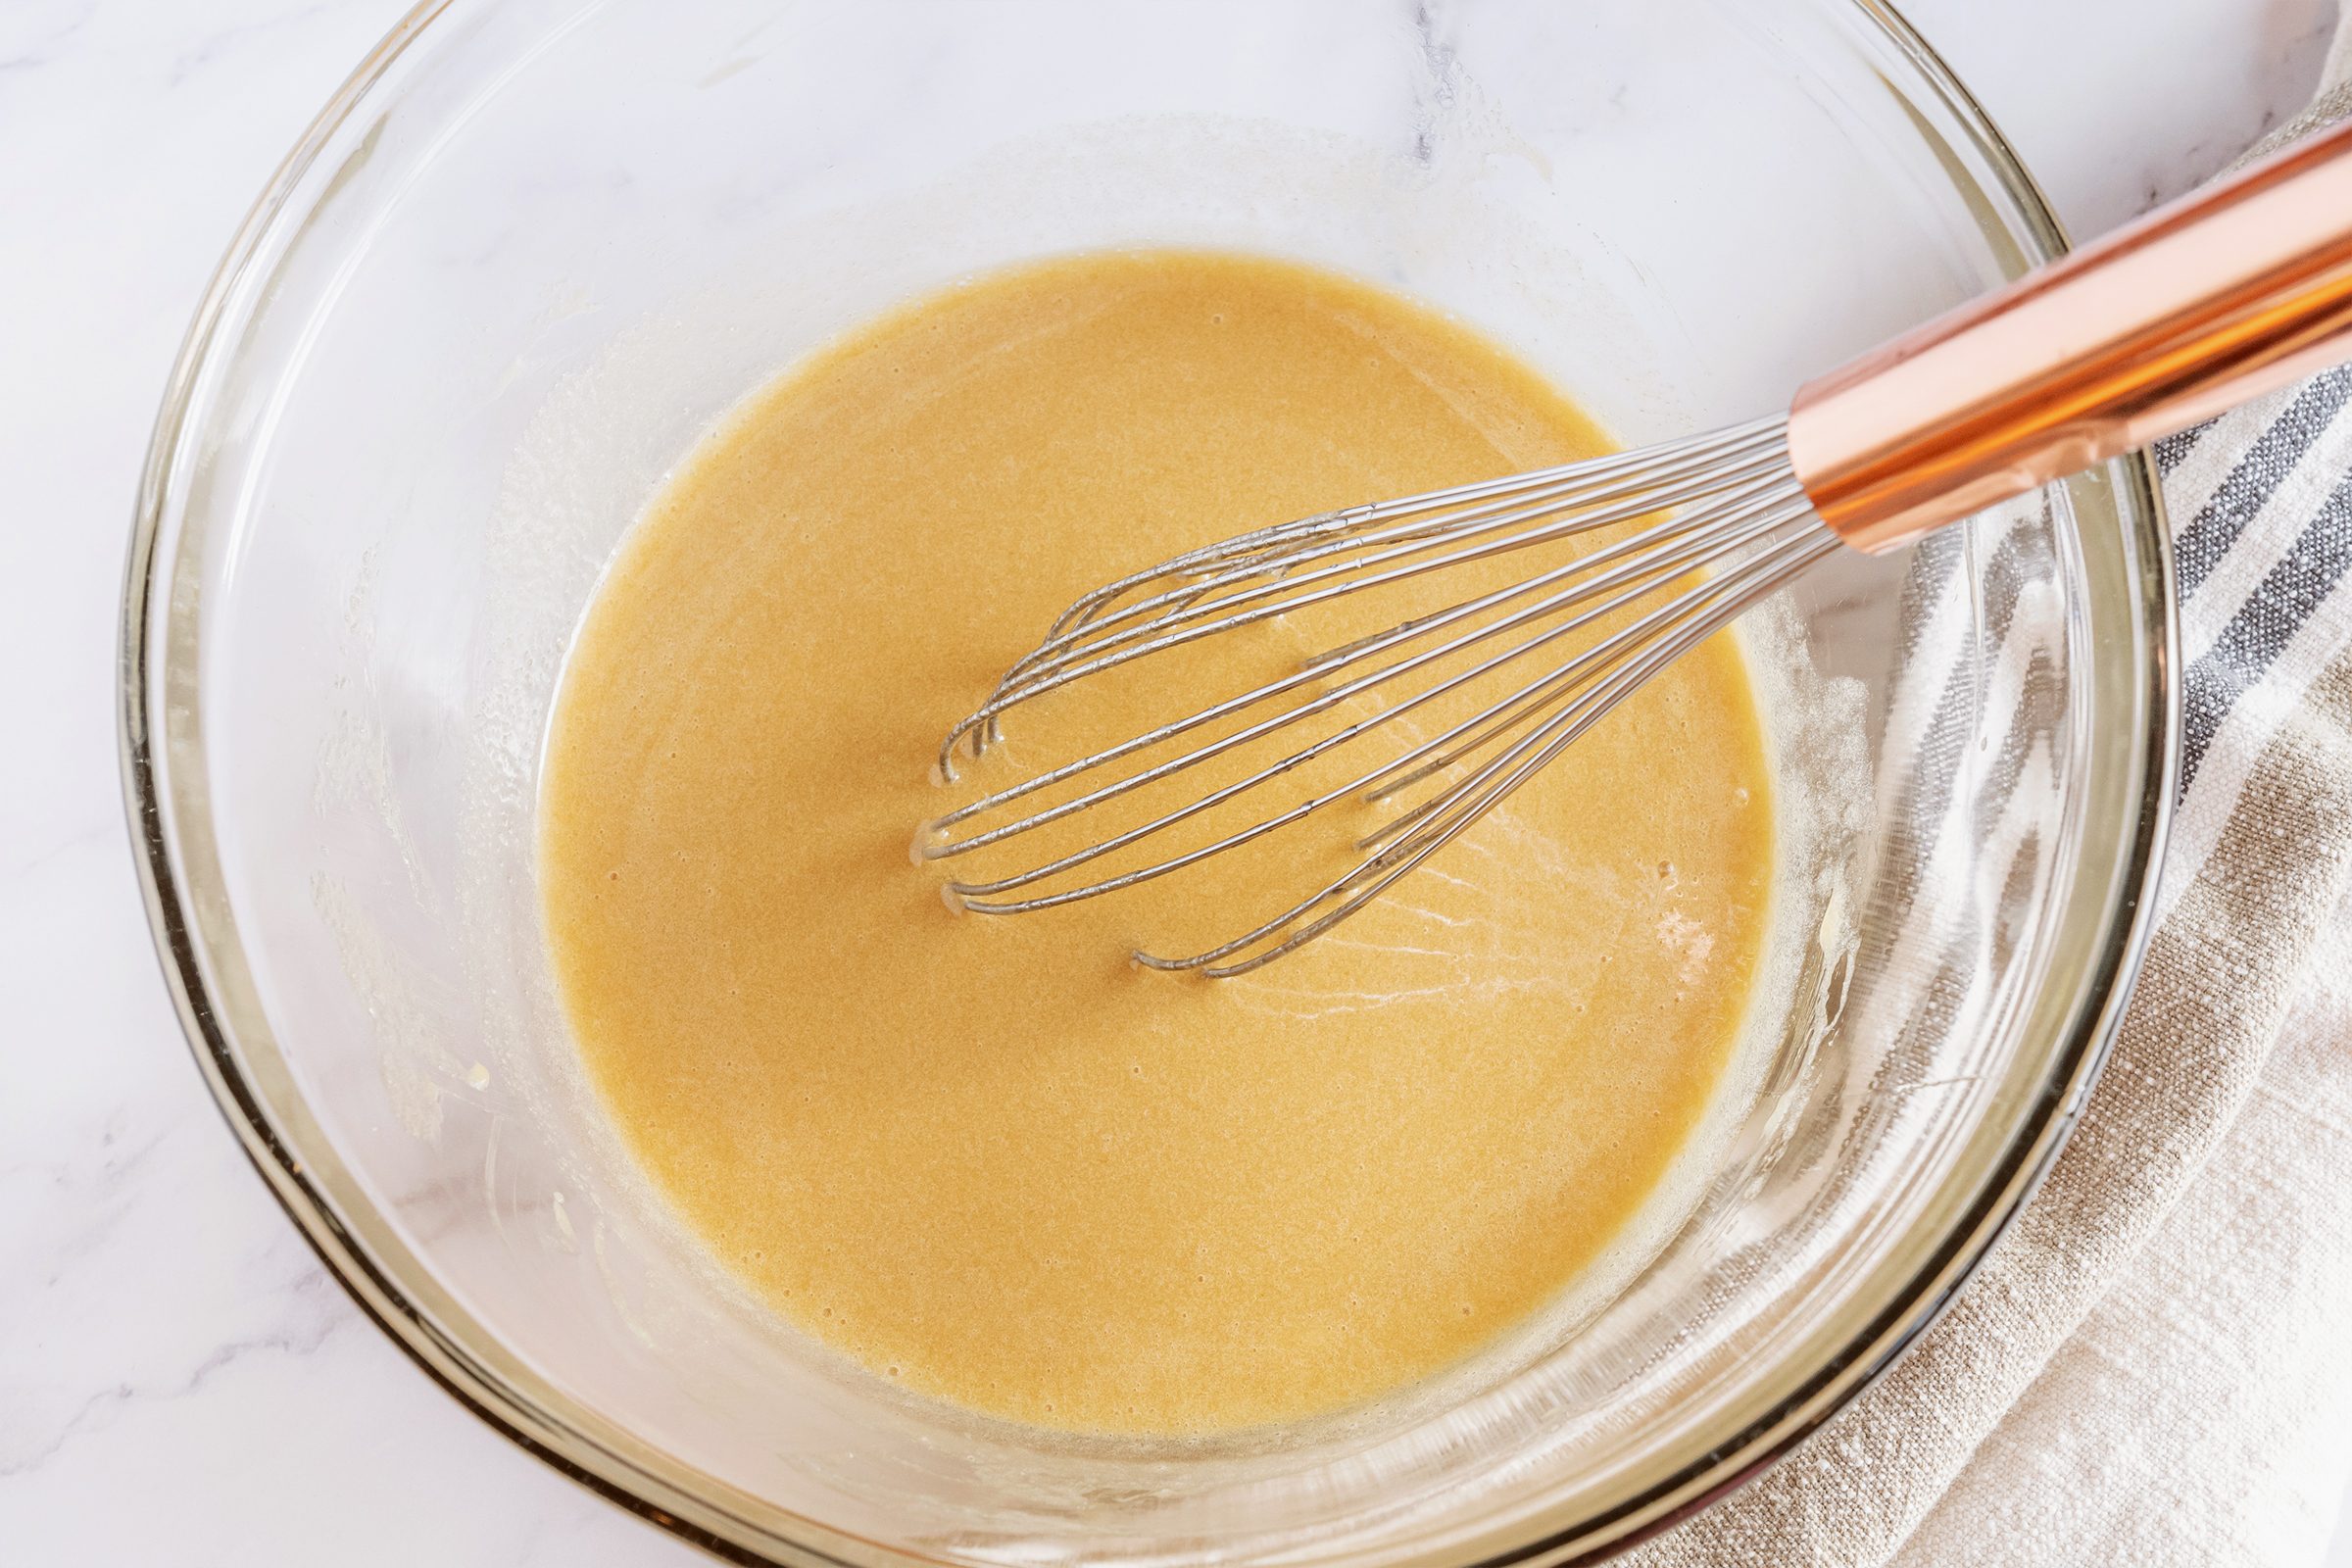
[[1789, 117, 2352, 552]]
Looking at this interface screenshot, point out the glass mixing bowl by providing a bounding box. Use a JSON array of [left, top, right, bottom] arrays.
[[121, 1, 2174, 1561]]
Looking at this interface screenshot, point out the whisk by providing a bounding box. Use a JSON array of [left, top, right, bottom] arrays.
[[922, 119, 2352, 977]]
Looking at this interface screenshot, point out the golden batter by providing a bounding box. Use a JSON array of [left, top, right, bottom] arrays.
[[539, 251, 1773, 1435]]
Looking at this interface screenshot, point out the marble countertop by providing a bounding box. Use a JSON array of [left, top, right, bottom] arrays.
[[0, 1, 2341, 1562]]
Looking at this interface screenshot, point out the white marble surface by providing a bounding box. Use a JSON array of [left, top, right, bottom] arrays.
[[0, 1, 2342, 1563]]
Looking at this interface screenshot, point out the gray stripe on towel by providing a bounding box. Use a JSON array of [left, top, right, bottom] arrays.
[[2180, 467, 2352, 792], [2173, 368, 2352, 596]]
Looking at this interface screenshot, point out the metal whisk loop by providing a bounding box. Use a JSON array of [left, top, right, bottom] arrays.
[[922, 417, 1840, 973]]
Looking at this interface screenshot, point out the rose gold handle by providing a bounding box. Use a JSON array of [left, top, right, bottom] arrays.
[[1788, 117, 2352, 552]]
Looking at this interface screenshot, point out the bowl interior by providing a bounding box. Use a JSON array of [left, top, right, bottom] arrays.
[[134, 1, 2166, 1562]]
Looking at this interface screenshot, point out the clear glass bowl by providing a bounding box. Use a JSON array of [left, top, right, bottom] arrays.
[[121, 1, 2174, 1562]]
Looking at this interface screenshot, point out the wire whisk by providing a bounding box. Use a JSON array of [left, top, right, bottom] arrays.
[[921, 119, 2352, 974], [923, 420, 1832, 975]]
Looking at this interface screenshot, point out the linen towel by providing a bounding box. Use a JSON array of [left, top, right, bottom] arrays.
[[1637, 37, 2352, 1568]]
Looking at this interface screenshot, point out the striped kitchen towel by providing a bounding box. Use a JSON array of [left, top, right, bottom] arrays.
[[1638, 45, 2352, 1568]]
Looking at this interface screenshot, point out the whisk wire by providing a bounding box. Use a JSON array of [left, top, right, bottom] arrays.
[[925, 416, 1841, 973]]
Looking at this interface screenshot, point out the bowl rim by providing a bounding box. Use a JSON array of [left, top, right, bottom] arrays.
[[117, 1, 2178, 1562]]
